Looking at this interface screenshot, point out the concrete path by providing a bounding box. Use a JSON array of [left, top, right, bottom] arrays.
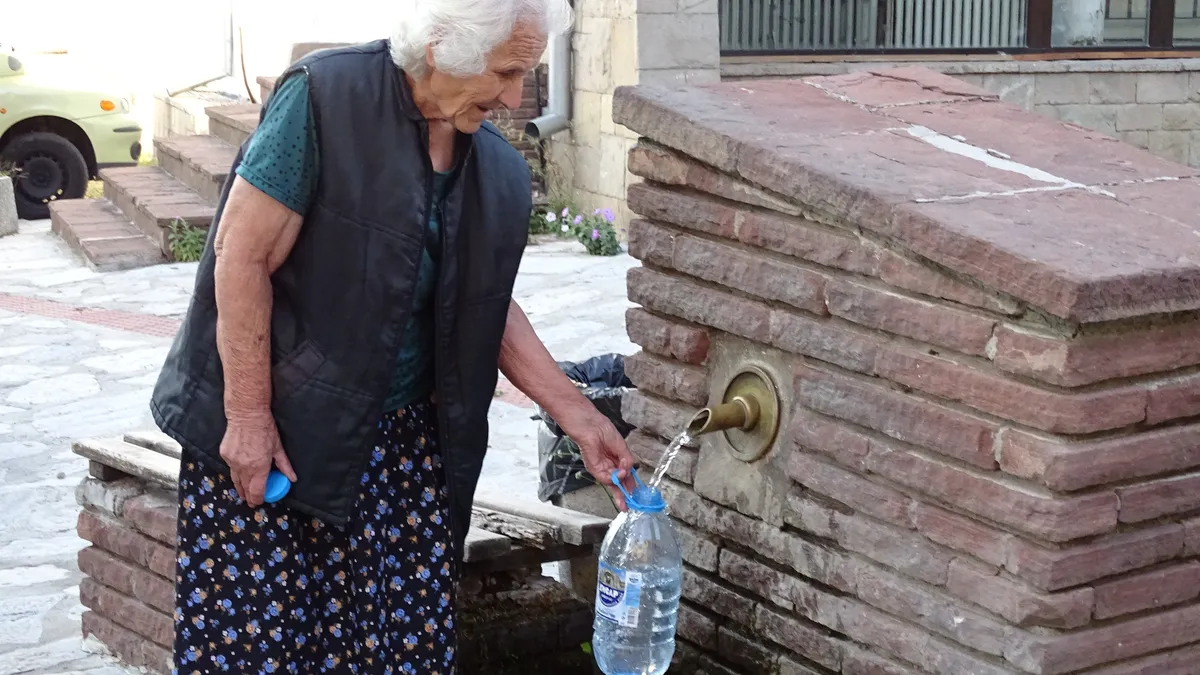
[[0, 218, 636, 674]]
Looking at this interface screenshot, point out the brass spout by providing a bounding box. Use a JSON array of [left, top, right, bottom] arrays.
[[688, 364, 782, 463], [687, 396, 761, 436]]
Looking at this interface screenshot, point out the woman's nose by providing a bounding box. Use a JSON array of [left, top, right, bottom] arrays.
[[498, 78, 524, 111]]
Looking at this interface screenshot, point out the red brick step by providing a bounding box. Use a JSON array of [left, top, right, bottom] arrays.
[[205, 103, 260, 147], [153, 134, 236, 205], [48, 199, 163, 272], [100, 166, 214, 256]]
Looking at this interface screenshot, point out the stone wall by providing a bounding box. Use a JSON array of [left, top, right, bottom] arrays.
[[547, 0, 719, 234], [616, 69, 1200, 674], [724, 58, 1200, 168]]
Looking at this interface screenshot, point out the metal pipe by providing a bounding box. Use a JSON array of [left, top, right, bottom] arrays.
[[525, 29, 572, 139], [686, 395, 762, 437]]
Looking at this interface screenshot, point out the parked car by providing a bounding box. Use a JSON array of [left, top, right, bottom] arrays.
[[0, 50, 141, 219]]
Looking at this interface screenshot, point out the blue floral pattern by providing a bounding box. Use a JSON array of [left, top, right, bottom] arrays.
[[172, 402, 456, 674]]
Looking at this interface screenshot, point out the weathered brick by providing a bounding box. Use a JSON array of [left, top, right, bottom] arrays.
[[1006, 523, 1184, 591], [874, 347, 1148, 434], [1085, 642, 1200, 675], [1185, 515, 1200, 556], [629, 430, 697, 485], [867, 439, 1119, 543], [677, 602, 719, 646], [627, 218, 678, 268], [718, 549, 810, 614], [1147, 372, 1200, 425], [673, 233, 829, 315], [832, 512, 954, 586], [796, 364, 998, 469], [825, 278, 996, 356], [1000, 426, 1200, 492], [769, 309, 882, 374], [789, 452, 916, 528], [946, 558, 1093, 629], [79, 577, 173, 648], [1116, 472, 1200, 523], [790, 408, 872, 471], [784, 488, 836, 539], [626, 177, 878, 275], [123, 492, 177, 545], [629, 267, 772, 342], [914, 504, 1013, 569], [78, 547, 175, 615], [853, 561, 1010, 657], [82, 611, 172, 674], [876, 249, 1020, 316], [77, 509, 175, 579], [627, 181, 740, 240], [778, 655, 824, 675], [682, 567, 756, 625], [1092, 561, 1200, 620], [841, 645, 923, 675], [623, 391, 697, 444], [75, 477, 144, 518], [754, 605, 844, 671], [625, 351, 708, 407], [662, 481, 855, 591], [676, 520, 721, 571], [697, 654, 744, 675], [627, 142, 809, 218], [836, 602, 1013, 675], [992, 322, 1200, 387], [1034, 601, 1200, 674], [718, 626, 780, 672], [90, 460, 132, 482], [625, 308, 710, 365]]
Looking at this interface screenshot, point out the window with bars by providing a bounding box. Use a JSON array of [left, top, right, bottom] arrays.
[[719, 0, 1198, 52]]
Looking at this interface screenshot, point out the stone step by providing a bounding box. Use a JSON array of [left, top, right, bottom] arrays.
[[206, 103, 260, 147], [153, 134, 235, 205], [100, 166, 215, 256], [48, 199, 164, 272]]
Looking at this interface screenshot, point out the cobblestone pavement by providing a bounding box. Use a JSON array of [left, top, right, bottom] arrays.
[[0, 219, 636, 674]]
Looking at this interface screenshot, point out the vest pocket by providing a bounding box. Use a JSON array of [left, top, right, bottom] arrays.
[[271, 339, 325, 401]]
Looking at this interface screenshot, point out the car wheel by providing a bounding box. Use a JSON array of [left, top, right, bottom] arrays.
[[0, 131, 89, 220]]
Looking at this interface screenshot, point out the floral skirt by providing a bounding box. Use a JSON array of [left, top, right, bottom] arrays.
[[172, 402, 457, 675]]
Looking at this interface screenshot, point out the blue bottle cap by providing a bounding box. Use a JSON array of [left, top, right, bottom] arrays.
[[264, 470, 291, 503], [611, 469, 666, 513]]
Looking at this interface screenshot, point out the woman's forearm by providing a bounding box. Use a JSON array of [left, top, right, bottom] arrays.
[[498, 300, 596, 431], [214, 256, 274, 420], [212, 177, 305, 421]]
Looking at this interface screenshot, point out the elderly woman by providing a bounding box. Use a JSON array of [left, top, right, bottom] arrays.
[[150, 1, 637, 672]]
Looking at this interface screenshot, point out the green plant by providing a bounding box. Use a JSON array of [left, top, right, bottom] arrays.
[[167, 218, 207, 262]]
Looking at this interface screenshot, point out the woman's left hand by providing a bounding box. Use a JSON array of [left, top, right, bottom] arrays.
[[564, 415, 638, 511]]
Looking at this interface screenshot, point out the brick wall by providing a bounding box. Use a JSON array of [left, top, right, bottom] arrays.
[[724, 58, 1200, 168], [616, 69, 1200, 674]]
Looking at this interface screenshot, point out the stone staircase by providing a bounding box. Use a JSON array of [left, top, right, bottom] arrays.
[[48, 102, 257, 272]]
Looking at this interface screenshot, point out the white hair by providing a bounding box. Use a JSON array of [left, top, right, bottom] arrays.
[[390, 0, 573, 78]]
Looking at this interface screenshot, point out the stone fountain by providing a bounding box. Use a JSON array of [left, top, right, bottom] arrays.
[[618, 67, 1200, 675]]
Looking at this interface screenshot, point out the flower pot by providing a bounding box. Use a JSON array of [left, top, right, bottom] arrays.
[[0, 176, 17, 237]]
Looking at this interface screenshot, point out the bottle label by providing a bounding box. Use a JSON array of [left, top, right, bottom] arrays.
[[596, 562, 642, 628]]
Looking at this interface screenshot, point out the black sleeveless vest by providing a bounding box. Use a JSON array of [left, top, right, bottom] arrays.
[[150, 41, 532, 569]]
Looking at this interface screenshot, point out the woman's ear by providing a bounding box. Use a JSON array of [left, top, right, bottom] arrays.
[[425, 43, 436, 72]]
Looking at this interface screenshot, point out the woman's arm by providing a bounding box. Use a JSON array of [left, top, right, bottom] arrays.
[[499, 300, 637, 508], [214, 177, 304, 505]]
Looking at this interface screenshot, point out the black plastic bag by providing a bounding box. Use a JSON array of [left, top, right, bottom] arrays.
[[536, 354, 634, 502]]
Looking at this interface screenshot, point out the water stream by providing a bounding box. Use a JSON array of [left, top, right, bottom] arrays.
[[648, 430, 693, 488]]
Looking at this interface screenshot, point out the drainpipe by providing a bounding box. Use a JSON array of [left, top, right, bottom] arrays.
[[525, 29, 572, 139]]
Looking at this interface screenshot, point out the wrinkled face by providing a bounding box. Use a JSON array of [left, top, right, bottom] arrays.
[[425, 23, 547, 133]]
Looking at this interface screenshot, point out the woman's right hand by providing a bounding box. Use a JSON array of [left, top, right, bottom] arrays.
[[220, 412, 297, 507]]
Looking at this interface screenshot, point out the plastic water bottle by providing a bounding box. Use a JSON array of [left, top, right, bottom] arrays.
[[264, 469, 291, 503], [593, 468, 682, 675]]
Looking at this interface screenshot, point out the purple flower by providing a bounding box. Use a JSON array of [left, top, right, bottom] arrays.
[[573, 215, 583, 225], [602, 208, 615, 223], [591, 228, 600, 240], [561, 207, 570, 218]]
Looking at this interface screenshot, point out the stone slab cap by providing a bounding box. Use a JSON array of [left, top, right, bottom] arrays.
[[613, 67, 1200, 323]]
